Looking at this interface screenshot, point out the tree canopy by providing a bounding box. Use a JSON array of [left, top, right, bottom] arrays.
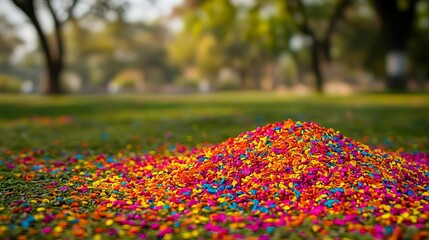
[[2, 0, 428, 94]]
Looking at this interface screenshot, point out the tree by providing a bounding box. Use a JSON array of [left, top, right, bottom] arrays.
[[408, 1, 429, 89], [0, 14, 24, 93], [0, 14, 23, 72], [171, 0, 237, 89], [286, 0, 353, 93], [370, 0, 421, 91], [172, 0, 294, 90], [11, 0, 78, 94], [65, 7, 172, 93], [232, 0, 294, 89], [326, 1, 384, 78], [65, 5, 128, 92]]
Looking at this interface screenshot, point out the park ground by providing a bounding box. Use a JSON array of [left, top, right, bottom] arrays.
[[0, 92, 428, 155], [1, 92, 429, 239]]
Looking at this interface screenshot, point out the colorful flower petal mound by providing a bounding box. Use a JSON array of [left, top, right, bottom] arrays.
[[1, 120, 429, 239]]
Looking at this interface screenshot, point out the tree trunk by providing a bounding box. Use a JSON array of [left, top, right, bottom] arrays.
[[287, 0, 351, 93], [322, 0, 353, 62], [46, 0, 64, 95], [371, 0, 419, 92], [12, 0, 66, 95], [46, 60, 63, 94], [311, 39, 323, 93]]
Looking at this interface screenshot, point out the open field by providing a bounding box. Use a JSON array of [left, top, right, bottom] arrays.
[[1, 93, 428, 154]]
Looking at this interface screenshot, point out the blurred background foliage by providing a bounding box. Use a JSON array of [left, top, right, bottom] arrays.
[[0, 0, 428, 95]]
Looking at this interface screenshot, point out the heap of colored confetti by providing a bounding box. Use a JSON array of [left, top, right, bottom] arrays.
[[1, 120, 429, 239]]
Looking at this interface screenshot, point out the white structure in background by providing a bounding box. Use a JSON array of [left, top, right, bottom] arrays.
[[217, 67, 240, 90], [108, 82, 120, 94], [21, 80, 33, 93], [198, 79, 210, 93], [387, 51, 407, 78], [63, 72, 82, 93]]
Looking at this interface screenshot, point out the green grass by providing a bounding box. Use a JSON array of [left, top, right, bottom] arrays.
[[0, 92, 428, 155]]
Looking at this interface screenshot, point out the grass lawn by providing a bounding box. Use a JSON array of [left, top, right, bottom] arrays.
[[0, 92, 428, 154], [0, 92, 429, 239]]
